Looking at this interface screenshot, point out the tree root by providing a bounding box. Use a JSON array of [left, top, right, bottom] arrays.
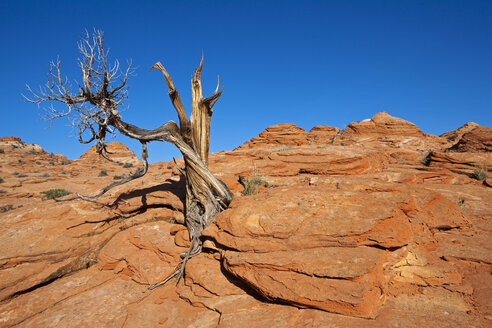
[[147, 236, 201, 290]]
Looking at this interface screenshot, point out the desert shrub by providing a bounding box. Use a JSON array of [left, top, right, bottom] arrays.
[[98, 170, 108, 177], [49, 161, 54, 165], [13, 172, 19, 176], [273, 146, 292, 153], [454, 199, 465, 208], [18, 159, 25, 164], [0, 177, 3, 183], [123, 163, 133, 168], [447, 135, 457, 141], [18, 174, 28, 178], [472, 165, 487, 181], [40, 189, 71, 200], [113, 175, 124, 180], [42, 173, 50, 177], [0, 148, 4, 154], [60, 161, 70, 165], [0, 205, 14, 213], [35, 161, 41, 165], [420, 150, 432, 166], [242, 167, 267, 195]]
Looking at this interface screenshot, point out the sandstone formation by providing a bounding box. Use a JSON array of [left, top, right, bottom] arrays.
[[0, 112, 490, 327], [440, 122, 480, 143], [447, 126, 492, 152]]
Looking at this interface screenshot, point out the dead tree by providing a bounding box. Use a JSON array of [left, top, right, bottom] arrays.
[[25, 30, 233, 286]]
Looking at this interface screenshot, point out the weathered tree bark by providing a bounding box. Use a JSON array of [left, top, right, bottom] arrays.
[[25, 30, 233, 287]]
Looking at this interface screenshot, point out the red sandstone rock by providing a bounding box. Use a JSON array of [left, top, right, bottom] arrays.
[[0, 136, 22, 142], [77, 141, 140, 164], [307, 125, 339, 143], [447, 126, 492, 152], [0, 114, 490, 327], [344, 111, 423, 137], [440, 122, 480, 143], [236, 123, 309, 149]]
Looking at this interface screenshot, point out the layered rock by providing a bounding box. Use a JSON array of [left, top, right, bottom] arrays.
[[447, 126, 492, 152], [344, 111, 423, 138], [0, 111, 491, 327], [440, 122, 480, 143], [76, 141, 140, 164], [236, 123, 309, 149]]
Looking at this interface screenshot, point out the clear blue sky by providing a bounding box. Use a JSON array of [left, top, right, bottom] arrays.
[[1, 0, 491, 162]]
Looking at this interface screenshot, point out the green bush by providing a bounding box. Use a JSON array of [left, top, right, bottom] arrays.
[[40, 189, 71, 200], [0, 205, 14, 213], [0, 177, 3, 183], [472, 165, 487, 181], [420, 150, 432, 166], [242, 167, 267, 195], [98, 170, 108, 177]]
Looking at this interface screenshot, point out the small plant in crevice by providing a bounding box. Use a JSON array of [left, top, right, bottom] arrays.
[[17, 174, 28, 178], [454, 199, 465, 208], [472, 165, 487, 181], [299, 176, 309, 184], [0, 177, 3, 183], [40, 189, 71, 200], [420, 150, 432, 166], [0, 148, 4, 154], [60, 160, 70, 165], [272, 146, 292, 153], [0, 205, 15, 213], [240, 166, 267, 196], [42, 173, 50, 178], [98, 170, 108, 177], [123, 162, 133, 168], [113, 175, 124, 180]]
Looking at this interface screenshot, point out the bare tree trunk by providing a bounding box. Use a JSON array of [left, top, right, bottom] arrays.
[[25, 30, 233, 287]]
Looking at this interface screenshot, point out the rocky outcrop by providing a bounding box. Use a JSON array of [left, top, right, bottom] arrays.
[[0, 136, 22, 142], [0, 112, 491, 328], [440, 122, 480, 142], [77, 141, 140, 164], [236, 124, 309, 149], [447, 126, 492, 152], [307, 125, 340, 143], [344, 111, 423, 138]]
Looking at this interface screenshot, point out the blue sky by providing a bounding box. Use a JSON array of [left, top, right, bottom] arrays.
[[0, 0, 490, 162]]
